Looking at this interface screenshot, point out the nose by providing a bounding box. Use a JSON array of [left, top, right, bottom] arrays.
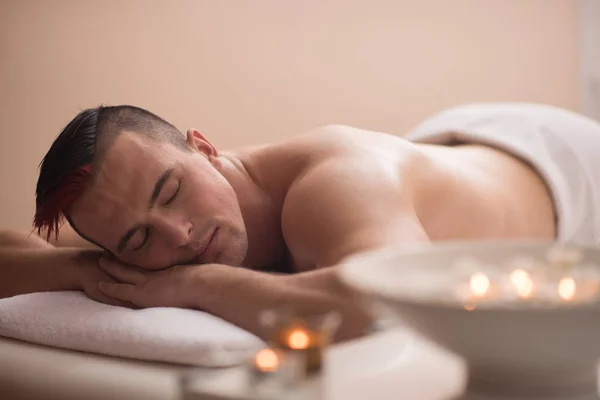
[[151, 214, 193, 248]]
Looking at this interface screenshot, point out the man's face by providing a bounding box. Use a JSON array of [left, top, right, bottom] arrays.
[[68, 131, 248, 270]]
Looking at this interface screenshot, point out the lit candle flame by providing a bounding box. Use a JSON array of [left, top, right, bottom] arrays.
[[469, 273, 490, 297], [287, 329, 310, 350], [510, 269, 534, 298], [255, 348, 279, 372], [464, 304, 476, 311], [558, 277, 576, 301]]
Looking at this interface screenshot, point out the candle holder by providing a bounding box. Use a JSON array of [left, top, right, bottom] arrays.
[[259, 308, 342, 377], [245, 345, 305, 398]]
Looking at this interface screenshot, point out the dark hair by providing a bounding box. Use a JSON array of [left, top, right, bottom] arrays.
[[33, 105, 189, 240]]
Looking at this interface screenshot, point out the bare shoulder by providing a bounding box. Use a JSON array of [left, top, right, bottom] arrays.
[[280, 125, 424, 205], [283, 124, 410, 157], [279, 126, 429, 268], [239, 123, 421, 203]]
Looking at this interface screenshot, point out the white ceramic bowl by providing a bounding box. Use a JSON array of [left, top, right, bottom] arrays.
[[338, 240, 600, 399]]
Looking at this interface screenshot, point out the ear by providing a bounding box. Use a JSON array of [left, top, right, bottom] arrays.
[[186, 129, 222, 170]]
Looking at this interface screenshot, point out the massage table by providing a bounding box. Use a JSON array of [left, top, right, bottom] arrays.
[[0, 325, 466, 400], [0, 335, 186, 400]]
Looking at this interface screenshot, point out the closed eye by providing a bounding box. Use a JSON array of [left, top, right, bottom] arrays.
[[164, 181, 181, 205], [133, 227, 150, 251]]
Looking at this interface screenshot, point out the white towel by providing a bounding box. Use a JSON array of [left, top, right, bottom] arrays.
[[0, 291, 263, 367]]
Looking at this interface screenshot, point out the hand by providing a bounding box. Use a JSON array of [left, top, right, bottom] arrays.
[[97, 256, 201, 309], [72, 251, 134, 307]]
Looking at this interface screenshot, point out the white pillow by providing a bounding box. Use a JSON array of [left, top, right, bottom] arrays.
[[0, 291, 263, 367]]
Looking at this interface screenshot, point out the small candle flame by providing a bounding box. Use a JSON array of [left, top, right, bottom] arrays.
[[510, 269, 534, 298], [558, 277, 576, 301], [469, 273, 490, 297], [255, 348, 279, 372], [464, 304, 476, 311], [287, 329, 310, 350]]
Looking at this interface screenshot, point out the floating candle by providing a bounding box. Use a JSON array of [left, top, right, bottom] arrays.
[[558, 277, 576, 301], [470, 272, 491, 297], [510, 269, 534, 299], [451, 246, 600, 306]]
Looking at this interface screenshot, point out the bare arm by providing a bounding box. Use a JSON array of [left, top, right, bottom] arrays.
[[0, 231, 79, 298], [0, 230, 129, 305], [97, 259, 372, 342], [193, 265, 373, 342], [0, 248, 82, 298]]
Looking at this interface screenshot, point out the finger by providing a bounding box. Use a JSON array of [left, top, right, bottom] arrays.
[[101, 297, 134, 308], [99, 257, 147, 284], [98, 281, 137, 303], [90, 289, 136, 308]]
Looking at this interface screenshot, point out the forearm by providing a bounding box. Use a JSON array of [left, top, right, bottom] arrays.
[[193, 265, 373, 343], [0, 248, 85, 299]]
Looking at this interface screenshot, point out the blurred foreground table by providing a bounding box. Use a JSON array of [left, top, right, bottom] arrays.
[[181, 327, 466, 400], [0, 326, 466, 400]]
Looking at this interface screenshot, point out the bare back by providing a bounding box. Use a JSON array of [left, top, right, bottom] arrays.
[[242, 125, 556, 272], [414, 142, 556, 241]]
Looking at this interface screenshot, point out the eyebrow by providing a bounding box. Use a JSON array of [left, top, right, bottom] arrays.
[[116, 167, 175, 252]]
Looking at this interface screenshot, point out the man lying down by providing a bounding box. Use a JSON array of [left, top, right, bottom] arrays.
[[1, 102, 599, 342]]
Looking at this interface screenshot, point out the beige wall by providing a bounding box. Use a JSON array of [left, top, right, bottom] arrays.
[[0, 0, 579, 230]]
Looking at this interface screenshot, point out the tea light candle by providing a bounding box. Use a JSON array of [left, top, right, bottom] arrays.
[[469, 272, 491, 297], [510, 269, 534, 299], [248, 347, 282, 387], [247, 346, 306, 397], [254, 348, 280, 373], [279, 326, 324, 375], [246, 347, 284, 398], [258, 308, 341, 381], [460, 270, 502, 304], [454, 271, 494, 306], [286, 328, 311, 350], [558, 277, 576, 301]]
